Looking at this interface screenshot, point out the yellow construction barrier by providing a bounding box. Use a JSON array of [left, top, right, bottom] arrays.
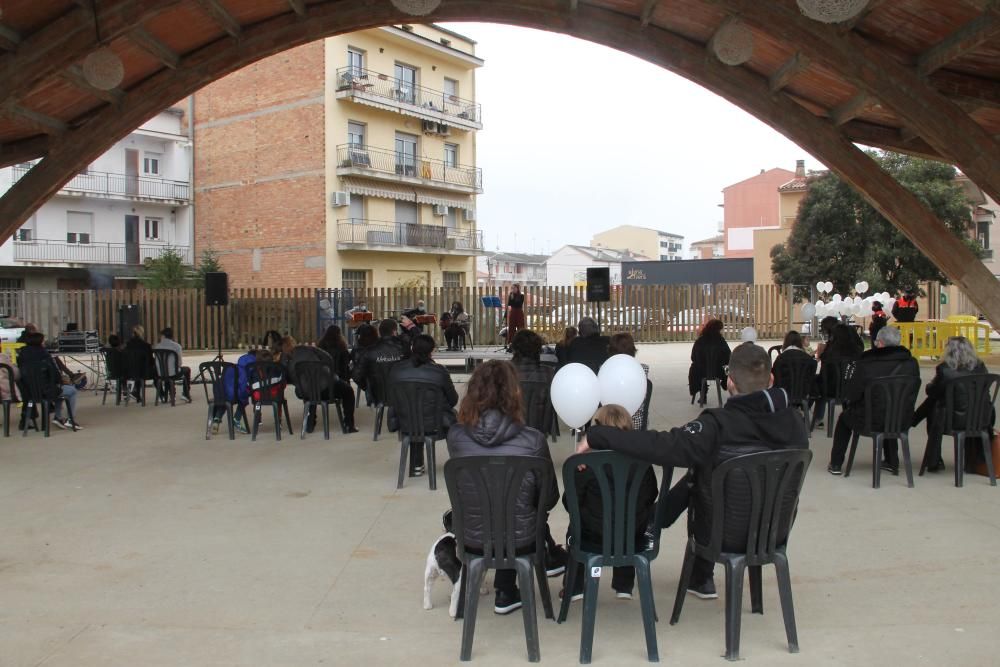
[[0, 341, 25, 364], [946, 315, 979, 324], [891, 321, 991, 358]]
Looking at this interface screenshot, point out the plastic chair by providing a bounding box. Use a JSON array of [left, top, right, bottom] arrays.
[[0, 362, 17, 437], [370, 361, 394, 442], [444, 455, 554, 663], [698, 346, 726, 407], [123, 347, 154, 406], [389, 379, 446, 490], [922, 373, 999, 487], [249, 361, 293, 441], [295, 361, 343, 440], [773, 354, 817, 435], [520, 378, 558, 441], [670, 449, 813, 661], [637, 379, 653, 432], [811, 360, 852, 438], [767, 345, 782, 364], [18, 360, 76, 436], [100, 348, 127, 406], [152, 349, 182, 406], [558, 451, 660, 664], [844, 375, 921, 488], [198, 361, 246, 440]]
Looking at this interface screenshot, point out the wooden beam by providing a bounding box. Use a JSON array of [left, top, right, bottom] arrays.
[[0, 136, 49, 169], [930, 70, 1000, 110], [0, 23, 21, 50], [2, 103, 67, 134], [830, 92, 873, 126], [192, 0, 242, 39], [917, 5, 1000, 76], [60, 64, 125, 105], [769, 51, 810, 93], [128, 26, 181, 69], [286, 0, 307, 18], [840, 121, 945, 161], [640, 0, 660, 28]]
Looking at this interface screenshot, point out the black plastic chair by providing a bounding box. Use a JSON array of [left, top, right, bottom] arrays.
[[18, 360, 76, 437], [844, 374, 921, 488], [198, 361, 246, 440], [153, 349, 182, 406], [249, 361, 293, 441], [558, 451, 660, 664], [370, 361, 394, 442], [698, 346, 726, 407], [100, 348, 127, 406], [295, 361, 342, 441], [670, 449, 813, 662], [1, 362, 17, 437], [811, 360, 852, 438], [123, 347, 154, 406], [767, 345, 782, 364], [389, 379, 446, 490], [923, 373, 999, 487], [444, 455, 554, 663], [773, 354, 817, 435], [637, 379, 653, 432], [520, 379, 558, 441]]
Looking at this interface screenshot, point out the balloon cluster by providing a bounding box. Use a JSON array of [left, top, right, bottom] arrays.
[[550, 355, 647, 429], [802, 280, 894, 321]]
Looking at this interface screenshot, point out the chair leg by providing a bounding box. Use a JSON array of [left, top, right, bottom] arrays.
[[334, 400, 346, 434], [273, 403, 282, 441], [322, 402, 331, 440], [2, 402, 8, 437], [900, 433, 915, 488], [251, 404, 261, 442], [226, 404, 236, 440], [21, 401, 31, 436], [826, 400, 836, 439], [42, 401, 51, 437], [579, 555, 602, 664], [534, 552, 554, 620], [982, 432, 997, 487], [558, 552, 577, 624], [284, 400, 294, 434], [844, 432, 860, 477], [773, 552, 800, 653], [373, 405, 384, 442], [455, 563, 468, 620], [715, 379, 723, 407], [749, 565, 763, 614], [397, 436, 410, 489], [873, 434, 883, 489], [633, 556, 660, 662], [515, 558, 541, 663], [459, 558, 487, 661], [300, 401, 309, 440], [670, 543, 696, 625], [205, 405, 214, 441], [426, 437, 437, 491], [955, 433, 964, 488], [723, 556, 747, 662]]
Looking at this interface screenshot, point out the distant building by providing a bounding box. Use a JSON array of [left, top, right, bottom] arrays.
[[546, 245, 649, 287], [721, 164, 796, 258], [689, 234, 724, 259], [477, 252, 548, 288], [590, 224, 683, 261], [752, 160, 814, 283]]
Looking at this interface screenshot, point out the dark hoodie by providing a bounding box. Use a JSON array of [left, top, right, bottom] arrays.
[[446, 410, 558, 548], [587, 387, 809, 546]]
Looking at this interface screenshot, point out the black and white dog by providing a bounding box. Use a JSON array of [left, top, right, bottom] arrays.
[[423, 509, 488, 617]]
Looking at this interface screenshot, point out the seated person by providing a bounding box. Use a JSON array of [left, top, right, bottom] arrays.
[[352, 318, 408, 404], [124, 325, 156, 400], [687, 319, 731, 405], [16, 331, 83, 430], [210, 350, 255, 434], [811, 323, 864, 426], [0, 348, 19, 403], [446, 360, 566, 615], [106, 334, 124, 351], [609, 332, 650, 429], [402, 300, 429, 333], [579, 343, 808, 599], [555, 326, 577, 368], [565, 317, 610, 374], [247, 350, 288, 421], [153, 326, 193, 403], [387, 334, 458, 477], [510, 329, 554, 385], [771, 330, 816, 394], [285, 333, 357, 433], [444, 301, 469, 351], [562, 404, 657, 602]]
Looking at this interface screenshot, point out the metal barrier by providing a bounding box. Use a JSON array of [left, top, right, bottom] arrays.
[[1, 342, 25, 363], [891, 321, 992, 358]]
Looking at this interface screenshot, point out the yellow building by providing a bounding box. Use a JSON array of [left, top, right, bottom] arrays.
[[326, 24, 483, 290], [752, 161, 809, 284], [591, 224, 683, 262]]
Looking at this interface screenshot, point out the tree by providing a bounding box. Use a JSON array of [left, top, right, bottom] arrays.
[[771, 151, 979, 297], [139, 247, 193, 289], [194, 248, 223, 286]]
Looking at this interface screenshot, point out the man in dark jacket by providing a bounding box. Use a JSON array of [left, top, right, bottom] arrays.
[[352, 318, 409, 400], [387, 334, 458, 476], [124, 325, 156, 400], [283, 337, 357, 433], [892, 290, 919, 323], [827, 326, 920, 475], [578, 343, 809, 599], [566, 317, 610, 374], [17, 331, 82, 430]]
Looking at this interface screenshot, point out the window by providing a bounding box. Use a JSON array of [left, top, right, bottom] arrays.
[[342, 270, 367, 292], [978, 221, 991, 251], [394, 63, 417, 104], [347, 48, 365, 76], [443, 78, 458, 99], [445, 207, 458, 230], [395, 132, 417, 176], [348, 194, 364, 223], [395, 200, 419, 226], [443, 271, 464, 289], [145, 217, 162, 241], [0, 278, 24, 290], [444, 143, 458, 168], [15, 215, 34, 242], [66, 211, 93, 244], [348, 121, 365, 147], [143, 152, 161, 175]]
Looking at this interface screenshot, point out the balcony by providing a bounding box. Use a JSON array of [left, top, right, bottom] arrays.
[[337, 220, 482, 255], [336, 144, 482, 194], [11, 165, 190, 203], [13, 239, 192, 265], [335, 67, 482, 131]]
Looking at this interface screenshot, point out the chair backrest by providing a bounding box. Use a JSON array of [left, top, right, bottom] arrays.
[[17, 359, 62, 402], [250, 361, 286, 405], [295, 361, 332, 402], [943, 373, 1000, 434], [444, 455, 552, 568], [370, 360, 395, 404], [124, 347, 153, 380], [101, 348, 127, 380], [705, 449, 813, 564], [773, 354, 817, 405], [862, 374, 921, 435], [637, 379, 654, 431], [702, 344, 726, 381], [198, 361, 239, 405], [767, 345, 782, 364], [153, 349, 180, 379], [0, 362, 18, 401], [562, 451, 656, 565], [820, 360, 852, 400], [388, 378, 446, 438], [520, 379, 554, 435]]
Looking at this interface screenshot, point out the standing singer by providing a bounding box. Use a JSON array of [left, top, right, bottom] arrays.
[[505, 284, 525, 349]]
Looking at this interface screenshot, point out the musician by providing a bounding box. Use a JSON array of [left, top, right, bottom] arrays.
[[506, 284, 525, 348], [345, 300, 371, 326], [443, 301, 469, 351], [402, 300, 428, 333]]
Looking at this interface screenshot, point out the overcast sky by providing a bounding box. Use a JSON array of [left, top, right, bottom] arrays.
[[440, 22, 822, 256]]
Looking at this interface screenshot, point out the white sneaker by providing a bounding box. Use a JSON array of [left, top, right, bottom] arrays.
[[68, 421, 83, 430], [53, 417, 69, 430]]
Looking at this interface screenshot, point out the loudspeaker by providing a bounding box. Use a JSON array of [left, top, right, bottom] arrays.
[[586, 267, 611, 303], [205, 272, 229, 306], [118, 304, 141, 341]]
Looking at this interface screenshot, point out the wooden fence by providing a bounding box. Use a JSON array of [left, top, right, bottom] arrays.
[[1, 283, 794, 350]]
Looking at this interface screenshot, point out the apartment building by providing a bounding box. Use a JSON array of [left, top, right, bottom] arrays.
[[193, 24, 483, 289], [478, 252, 548, 288], [0, 109, 193, 291], [721, 164, 796, 258], [689, 234, 724, 259], [546, 245, 649, 288], [591, 224, 683, 261]]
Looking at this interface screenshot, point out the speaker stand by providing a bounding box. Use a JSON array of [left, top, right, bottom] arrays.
[[211, 305, 226, 362]]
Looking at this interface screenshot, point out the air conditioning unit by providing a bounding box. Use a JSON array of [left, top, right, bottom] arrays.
[[330, 191, 351, 207], [445, 238, 458, 250], [433, 204, 449, 216], [436, 123, 450, 136], [464, 208, 476, 222], [421, 119, 437, 134]]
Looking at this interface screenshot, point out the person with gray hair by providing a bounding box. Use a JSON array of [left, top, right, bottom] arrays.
[[827, 325, 920, 476], [565, 316, 610, 374], [913, 336, 989, 473]]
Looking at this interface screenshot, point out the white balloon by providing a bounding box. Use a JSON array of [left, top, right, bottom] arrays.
[[832, 294, 842, 302], [815, 281, 825, 294], [740, 327, 758, 343], [801, 303, 816, 319], [815, 299, 825, 308], [824, 281, 833, 293], [551, 363, 601, 428], [859, 281, 869, 293], [597, 355, 648, 417]]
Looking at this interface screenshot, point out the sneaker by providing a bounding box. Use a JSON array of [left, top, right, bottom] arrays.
[[411, 465, 426, 477], [815, 419, 824, 429], [233, 418, 249, 435], [687, 579, 718, 600], [827, 464, 842, 475], [494, 589, 522, 615], [182, 395, 192, 404], [345, 425, 360, 434], [211, 419, 221, 435], [926, 461, 946, 473], [67, 420, 83, 430], [545, 544, 568, 577], [880, 462, 899, 476], [305, 416, 316, 433], [614, 589, 633, 600], [53, 417, 70, 430]]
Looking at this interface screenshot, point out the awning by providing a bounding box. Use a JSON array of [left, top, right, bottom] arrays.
[[340, 178, 416, 201], [414, 190, 474, 211]]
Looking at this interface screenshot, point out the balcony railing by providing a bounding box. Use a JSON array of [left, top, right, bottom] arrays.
[[335, 67, 481, 127], [337, 220, 482, 253], [13, 239, 192, 265], [336, 144, 482, 193], [12, 165, 190, 202]]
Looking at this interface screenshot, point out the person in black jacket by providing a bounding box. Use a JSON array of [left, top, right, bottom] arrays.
[[892, 290, 919, 323], [772, 331, 817, 409], [388, 334, 458, 476], [124, 325, 156, 400], [511, 329, 554, 385], [352, 318, 409, 400], [869, 301, 889, 342], [913, 336, 989, 473], [827, 326, 920, 475], [687, 319, 731, 405], [578, 343, 809, 599], [446, 360, 565, 615], [16, 331, 83, 430], [555, 326, 577, 368], [565, 317, 610, 374], [283, 335, 357, 433], [812, 324, 864, 427], [315, 325, 358, 432]]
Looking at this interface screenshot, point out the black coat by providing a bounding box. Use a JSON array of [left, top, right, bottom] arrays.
[[919, 361, 989, 431], [512, 357, 555, 385], [565, 335, 610, 374], [351, 335, 408, 391], [387, 357, 458, 434], [687, 332, 731, 395], [124, 336, 156, 379], [285, 345, 336, 399], [892, 298, 919, 323], [842, 345, 921, 431], [587, 388, 809, 548], [447, 410, 558, 549], [772, 347, 816, 394], [16, 345, 63, 400], [316, 340, 349, 380]]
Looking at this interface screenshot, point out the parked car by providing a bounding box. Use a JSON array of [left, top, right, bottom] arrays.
[[669, 306, 752, 333], [0, 316, 25, 343]]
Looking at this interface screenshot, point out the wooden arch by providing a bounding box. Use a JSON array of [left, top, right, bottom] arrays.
[[1, 1, 999, 322]]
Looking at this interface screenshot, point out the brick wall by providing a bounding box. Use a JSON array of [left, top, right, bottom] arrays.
[[193, 42, 327, 288]]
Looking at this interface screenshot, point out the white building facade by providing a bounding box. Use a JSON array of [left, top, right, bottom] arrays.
[[545, 245, 647, 287]]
